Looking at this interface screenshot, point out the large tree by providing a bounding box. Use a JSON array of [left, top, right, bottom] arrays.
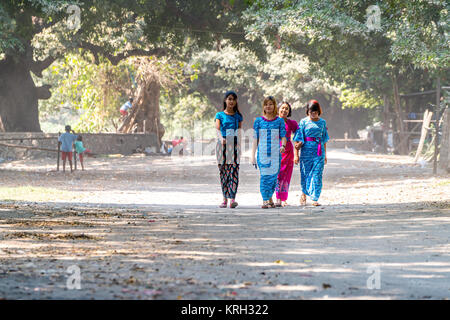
[[244, 0, 449, 153], [0, 0, 254, 132]]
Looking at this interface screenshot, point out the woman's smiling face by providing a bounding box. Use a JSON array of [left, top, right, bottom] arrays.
[[279, 103, 289, 118]]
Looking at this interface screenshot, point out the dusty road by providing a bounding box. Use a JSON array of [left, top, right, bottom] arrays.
[[0, 149, 449, 299]]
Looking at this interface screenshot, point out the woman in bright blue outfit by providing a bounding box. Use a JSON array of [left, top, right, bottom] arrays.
[[215, 90, 243, 208], [294, 100, 329, 206], [251, 96, 287, 209]]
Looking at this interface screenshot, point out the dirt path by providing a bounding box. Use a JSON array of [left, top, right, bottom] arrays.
[[0, 149, 449, 299]]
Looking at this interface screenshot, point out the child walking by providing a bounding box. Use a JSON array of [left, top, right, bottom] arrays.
[[74, 135, 94, 171]]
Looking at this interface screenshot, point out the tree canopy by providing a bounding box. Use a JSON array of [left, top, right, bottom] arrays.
[[0, 0, 448, 154]]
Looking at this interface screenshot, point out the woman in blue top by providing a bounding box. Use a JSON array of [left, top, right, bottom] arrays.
[[294, 100, 329, 206], [215, 90, 243, 208], [251, 96, 287, 209]]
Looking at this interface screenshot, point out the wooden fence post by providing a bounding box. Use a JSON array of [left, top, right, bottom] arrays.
[[439, 108, 450, 172], [57, 133, 60, 171], [382, 95, 390, 153], [73, 144, 77, 171], [155, 118, 161, 151], [414, 110, 433, 163], [433, 77, 441, 174]]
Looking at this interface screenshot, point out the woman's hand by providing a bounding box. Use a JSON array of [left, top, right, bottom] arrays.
[[294, 141, 303, 150], [280, 145, 286, 154], [294, 155, 299, 165], [251, 155, 256, 166], [221, 137, 226, 145], [324, 156, 327, 165]]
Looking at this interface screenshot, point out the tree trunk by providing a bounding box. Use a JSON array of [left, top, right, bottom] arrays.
[[0, 52, 52, 132], [118, 74, 165, 144]]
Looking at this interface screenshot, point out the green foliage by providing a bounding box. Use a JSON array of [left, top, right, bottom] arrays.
[[1, 0, 262, 133], [160, 93, 216, 139], [190, 41, 340, 113], [37, 53, 134, 132], [4, 0, 446, 136], [388, 0, 449, 71], [244, 0, 449, 106], [0, 0, 75, 54], [340, 87, 382, 109], [0, 3, 22, 53]]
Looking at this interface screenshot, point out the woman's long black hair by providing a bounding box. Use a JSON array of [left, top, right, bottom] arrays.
[[223, 90, 242, 117]]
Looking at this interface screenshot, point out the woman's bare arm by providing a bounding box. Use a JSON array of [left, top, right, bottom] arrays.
[[251, 138, 258, 164], [215, 119, 225, 144]]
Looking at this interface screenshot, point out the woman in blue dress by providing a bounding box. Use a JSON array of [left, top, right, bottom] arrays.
[[294, 100, 329, 206], [251, 96, 287, 209], [215, 90, 243, 208]]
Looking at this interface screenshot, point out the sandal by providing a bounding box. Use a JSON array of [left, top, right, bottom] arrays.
[[230, 200, 238, 208], [300, 194, 306, 206], [312, 201, 321, 207], [275, 200, 282, 207], [268, 198, 276, 208], [261, 201, 270, 209], [281, 201, 288, 207], [219, 200, 228, 208]]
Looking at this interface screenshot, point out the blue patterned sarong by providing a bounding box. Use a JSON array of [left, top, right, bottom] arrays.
[[293, 117, 329, 201], [253, 116, 287, 201]]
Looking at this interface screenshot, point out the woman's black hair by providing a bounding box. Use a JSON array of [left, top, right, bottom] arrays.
[[305, 100, 322, 116], [280, 101, 292, 117], [77, 135, 82, 141], [223, 90, 242, 117]]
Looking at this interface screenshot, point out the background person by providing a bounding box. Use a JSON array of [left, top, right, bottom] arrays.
[[120, 97, 133, 117], [74, 135, 94, 171], [58, 125, 78, 173]]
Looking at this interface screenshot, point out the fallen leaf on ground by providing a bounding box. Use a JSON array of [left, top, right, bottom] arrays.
[[143, 289, 162, 296]]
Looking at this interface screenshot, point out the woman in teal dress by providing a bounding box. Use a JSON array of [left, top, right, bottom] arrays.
[[251, 96, 287, 209], [294, 100, 329, 206]]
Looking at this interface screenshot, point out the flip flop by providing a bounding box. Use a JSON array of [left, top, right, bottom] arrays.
[[268, 199, 276, 208], [300, 195, 306, 206], [219, 201, 227, 208]]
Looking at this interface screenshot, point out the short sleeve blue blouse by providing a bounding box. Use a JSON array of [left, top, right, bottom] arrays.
[[215, 111, 243, 137]]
